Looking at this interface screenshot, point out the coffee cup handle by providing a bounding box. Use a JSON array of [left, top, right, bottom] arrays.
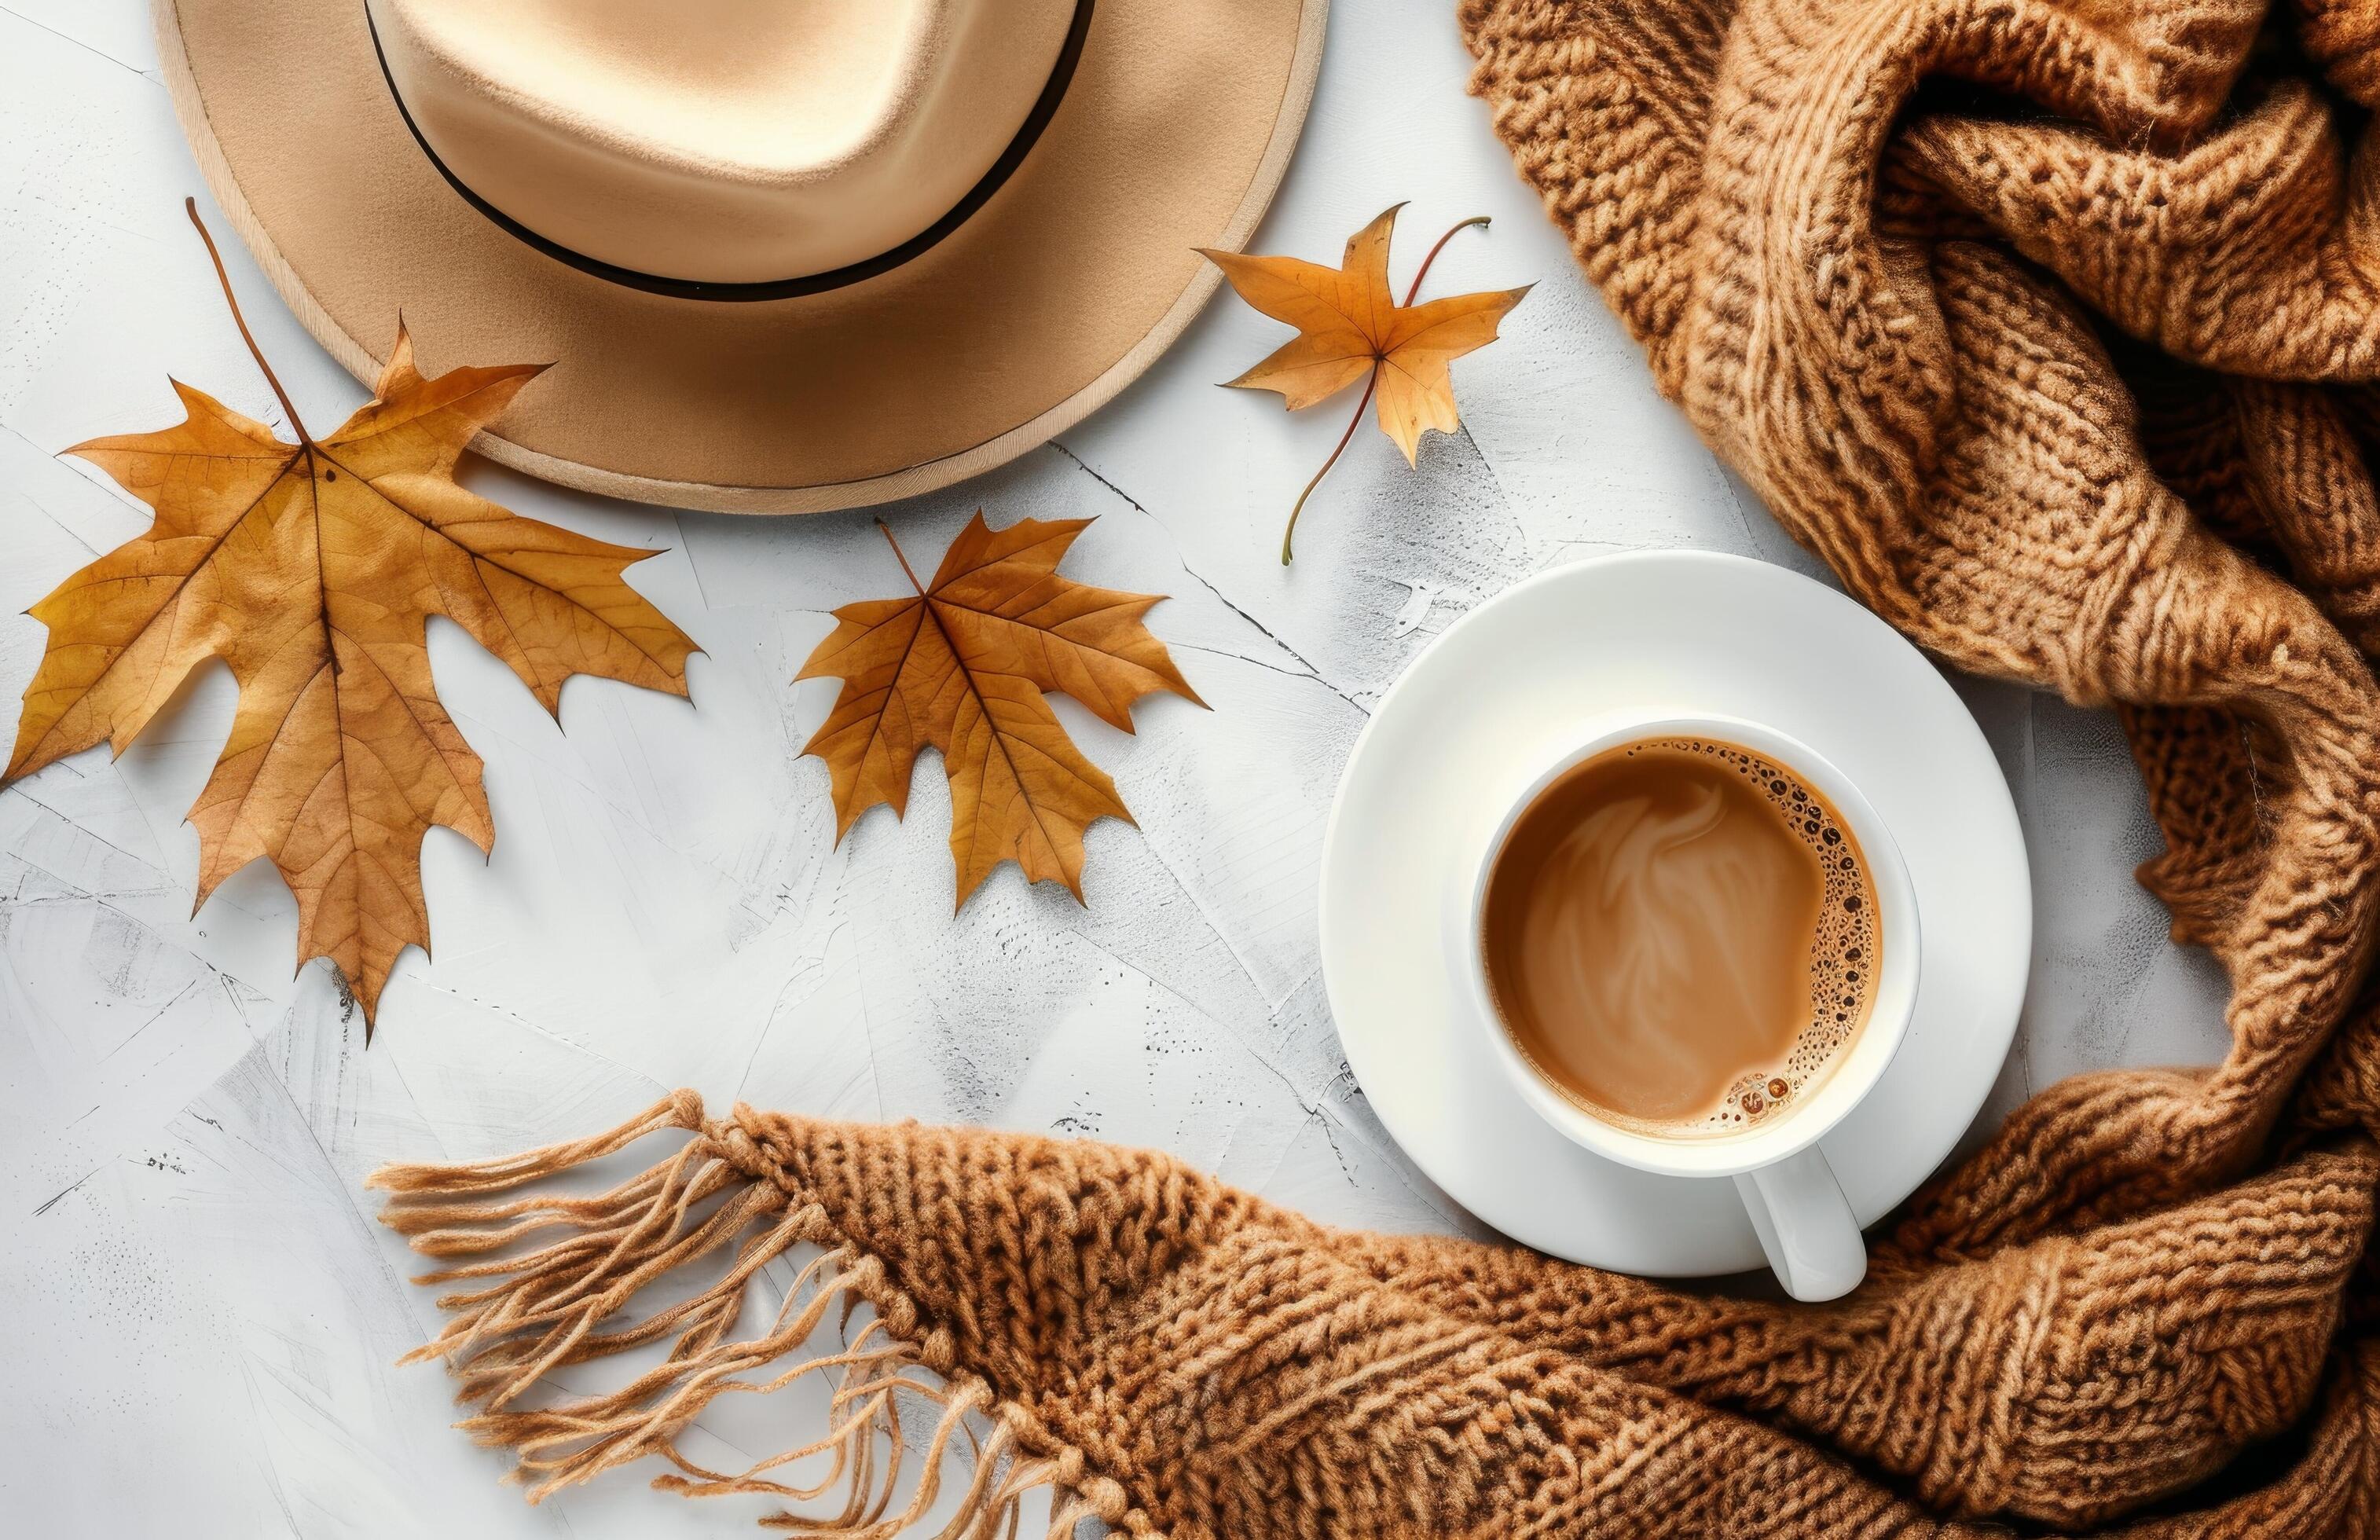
[[1733, 1147, 1866, 1301]]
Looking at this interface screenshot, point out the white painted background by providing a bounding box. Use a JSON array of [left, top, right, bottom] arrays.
[[0, 2, 2231, 1534]]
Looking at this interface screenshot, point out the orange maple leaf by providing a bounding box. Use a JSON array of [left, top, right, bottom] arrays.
[[1201, 204, 1528, 561], [797, 514, 1201, 905], [4, 204, 699, 1028]]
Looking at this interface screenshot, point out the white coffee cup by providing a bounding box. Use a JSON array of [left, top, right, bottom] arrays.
[[1456, 713, 1921, 1301]]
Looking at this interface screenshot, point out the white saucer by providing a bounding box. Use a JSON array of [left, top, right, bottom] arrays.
[[1318, 550, 2030, 1275]]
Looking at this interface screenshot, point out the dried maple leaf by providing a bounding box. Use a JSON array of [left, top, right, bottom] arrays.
[[797, 513, 1201, 906], [1201, 204, 1529, 561], [4, 203, 698, 1029]]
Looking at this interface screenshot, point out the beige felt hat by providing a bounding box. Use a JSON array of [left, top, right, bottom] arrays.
[[152, 0, 1328, 512]]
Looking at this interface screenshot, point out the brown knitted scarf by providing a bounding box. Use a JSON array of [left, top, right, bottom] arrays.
[[375, 0, 2380, 1533]]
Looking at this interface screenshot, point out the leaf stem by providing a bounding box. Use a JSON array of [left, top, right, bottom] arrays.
[[1404, 215, 1491, 304], [1282, 369, 1377, 565], [185, 197, 310, 445], [1280, 214, 1492, 565], [877, 518, 926, 595]]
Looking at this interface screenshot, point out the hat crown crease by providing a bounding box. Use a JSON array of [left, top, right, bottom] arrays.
[[369, 0, 1078, 283]]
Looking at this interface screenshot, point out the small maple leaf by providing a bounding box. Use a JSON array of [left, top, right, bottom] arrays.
[[4, 202, 699, 1030], [1201, 204, 1529, 562], [797, 513, 1201, 906]]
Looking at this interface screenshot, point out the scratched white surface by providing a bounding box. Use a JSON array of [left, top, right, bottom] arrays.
[[0, 2, 2233, 1535]]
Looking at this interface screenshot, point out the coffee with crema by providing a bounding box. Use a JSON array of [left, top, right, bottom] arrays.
[[1480, 736, 1879, 1137]]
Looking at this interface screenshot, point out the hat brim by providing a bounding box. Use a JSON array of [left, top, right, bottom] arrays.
[[155, 0, 1327, 513]]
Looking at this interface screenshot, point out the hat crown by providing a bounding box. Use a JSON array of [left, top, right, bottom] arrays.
[[370, 0, 1078, 284]]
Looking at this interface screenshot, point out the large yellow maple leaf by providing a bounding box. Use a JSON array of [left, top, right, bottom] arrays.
[[6, 226, 697, 1027]]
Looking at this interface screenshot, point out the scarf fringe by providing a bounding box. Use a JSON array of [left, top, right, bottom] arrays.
[[368, 1094, 1115, 1538]]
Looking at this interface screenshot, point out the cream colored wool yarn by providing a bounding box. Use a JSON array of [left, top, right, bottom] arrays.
[[376, 0, 2380, 1534]]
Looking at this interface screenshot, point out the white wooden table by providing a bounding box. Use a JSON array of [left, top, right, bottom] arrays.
[[0, 2, 2232, 1534]]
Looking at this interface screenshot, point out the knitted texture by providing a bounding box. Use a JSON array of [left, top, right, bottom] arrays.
[[376, 0, 2380, 1534]]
